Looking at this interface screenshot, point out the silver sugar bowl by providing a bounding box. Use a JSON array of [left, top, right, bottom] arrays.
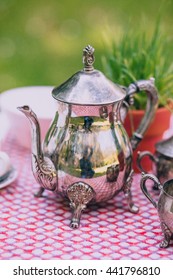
[[141, 173, 173, 248]]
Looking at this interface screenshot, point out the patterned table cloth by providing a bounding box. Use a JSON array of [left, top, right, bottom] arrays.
[[0, 135, 173, 260]]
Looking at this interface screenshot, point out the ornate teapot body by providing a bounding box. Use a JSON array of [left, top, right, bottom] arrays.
[[18, 45, 158, 228], [137, 136, 173, 184], [141, 173, 173, 248]]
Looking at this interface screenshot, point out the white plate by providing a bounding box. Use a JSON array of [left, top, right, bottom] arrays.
[[0, 167, 18, 189], [0, 86, 56, 149]]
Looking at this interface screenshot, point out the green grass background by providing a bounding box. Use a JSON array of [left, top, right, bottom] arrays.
[[0, 0, 173, 92]]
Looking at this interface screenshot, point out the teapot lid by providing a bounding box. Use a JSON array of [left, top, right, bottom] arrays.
[[155, 136, 173, 158], [52, 45, 125, 105]]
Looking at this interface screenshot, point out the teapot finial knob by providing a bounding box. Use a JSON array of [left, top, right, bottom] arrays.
[[150, 77, 155, 84], [83, 45, 95, 72]]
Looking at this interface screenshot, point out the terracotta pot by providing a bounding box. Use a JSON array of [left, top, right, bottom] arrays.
[[124, 107, 172, 172]]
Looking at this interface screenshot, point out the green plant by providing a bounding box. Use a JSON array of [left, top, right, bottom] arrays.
[[102, 24, 173, 109]]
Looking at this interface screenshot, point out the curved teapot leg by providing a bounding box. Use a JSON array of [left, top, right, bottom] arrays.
[[67, 182, 95, 229], [69, 203, 86, 229], [160, 222, 172, 248], [34, 186, 45, 197], [123, 170, 139, 213], [160, 239, 170, 248]]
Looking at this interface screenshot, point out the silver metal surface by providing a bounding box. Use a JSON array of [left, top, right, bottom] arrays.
[[125, 78, 158, 150], [67, 182, 95, 228], [137, 135, 173, 184], [82, 45, 95, 72], [52, 70, 126, 106], [17, 45, 159, 228], [156, 135, 173, 158], [140, 173, 173, 248], [17, 106, 57, 192], [52, 45, 126, 105]]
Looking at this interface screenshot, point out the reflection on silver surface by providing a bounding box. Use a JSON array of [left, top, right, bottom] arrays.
[[44, 110, 134, 205], [17, 45, 159, 227], [137, 135, 173, 185], [45, 113, 131, 175], [106, 164, 119, 182]]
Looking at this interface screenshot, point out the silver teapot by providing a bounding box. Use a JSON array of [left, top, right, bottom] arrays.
[[18, 45, 158, 228], [141, 173, 173, 248], [137, 136, 173, 185]]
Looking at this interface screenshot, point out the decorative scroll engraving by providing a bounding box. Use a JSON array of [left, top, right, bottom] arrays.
[[99, 106, 108, 119], [83, 45, 95, 71], [123, 170, 139, 213], [67, 182, 95, 228], [123, 169, 134, 194], [160, 221, 172, 248], [33, 154, 57, 191], [106, 164, 119, 182]]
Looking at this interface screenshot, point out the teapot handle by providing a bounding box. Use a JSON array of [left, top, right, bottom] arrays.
[[140, 173, 162, 208], [137, 151, 158, 173], [126, 78, 158, 150]]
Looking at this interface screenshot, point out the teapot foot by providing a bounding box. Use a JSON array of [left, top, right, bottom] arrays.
[[34, 187, 45, 197], [69, 203, 86, 229], [160, 222, 172, 248], [67, 182, 95, 229], [128, 203, 139, 213], [159, 239, 170, 248], [123, 170, 139, 213]]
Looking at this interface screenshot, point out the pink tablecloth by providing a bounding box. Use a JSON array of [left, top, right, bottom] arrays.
[[0, 136, 173, 260]]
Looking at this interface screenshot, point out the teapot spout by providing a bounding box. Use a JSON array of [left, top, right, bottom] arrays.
[[17, 106, 57, 191], [17, 106, 42, 157]]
